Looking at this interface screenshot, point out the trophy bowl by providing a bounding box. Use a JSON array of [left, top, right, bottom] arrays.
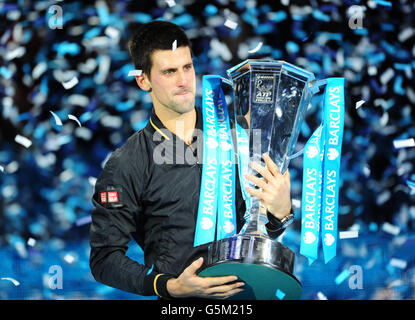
[[198, 233, 302, 300], [198, 60, 316, 300]]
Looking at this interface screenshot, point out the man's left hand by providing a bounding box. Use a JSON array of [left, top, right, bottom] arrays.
[[244, 153, 292, 221]]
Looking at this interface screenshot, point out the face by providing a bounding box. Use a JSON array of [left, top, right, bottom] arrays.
[[137, 46, 196, 115]]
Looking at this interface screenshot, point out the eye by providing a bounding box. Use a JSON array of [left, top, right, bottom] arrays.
[[163, 69, 175, 75], [184, 64, 193, 70]]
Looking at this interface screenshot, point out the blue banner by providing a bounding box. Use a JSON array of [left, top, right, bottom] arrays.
[[300, 78, 345, 264], [194, 75, 237, 246], [300, 124, 323, 264], [194, 76, 220, 247], [216, 83, 237, 240], [321, 78, 345, 263]]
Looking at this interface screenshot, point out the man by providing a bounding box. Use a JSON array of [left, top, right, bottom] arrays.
[[89, 21, 293, 299]]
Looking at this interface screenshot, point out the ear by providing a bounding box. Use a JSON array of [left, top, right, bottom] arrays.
[[135, 73, 152, 92]]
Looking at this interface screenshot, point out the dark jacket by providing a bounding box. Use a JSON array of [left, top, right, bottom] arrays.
[[89, 106, 285, 299]]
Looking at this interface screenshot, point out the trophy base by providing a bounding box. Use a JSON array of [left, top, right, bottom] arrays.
[[198, 234, 302, 300]]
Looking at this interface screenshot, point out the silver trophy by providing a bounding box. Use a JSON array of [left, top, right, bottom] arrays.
[[198, 60, 317, 300]]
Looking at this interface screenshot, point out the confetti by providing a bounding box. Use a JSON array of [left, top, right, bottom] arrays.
[[14, 134, 32, 148], [96, 0, 110, 25], [49, 111, 63, 126], [5, 46, 25, 60], [166, 0, 176, 8], [398, 27, 414, 42], [64, 253, 75, 264], [210, 39, 232, 61], [248, 41, 263, 54], [224, 19, 238, 30], [339, 230, 359, 239], [67, 94, 89, 107], [128, 69, 142, 77], [1, 278, 20, 286], [407, 180, 415, 195], [68, 114, 82, 127], [393, 138, 415, 149], [389, 258, 407, 269], [374, 0, 392, 8], [334, 269, 350, 285], [316, 291, 328, 300], [5, 161, 18, 174], [32, 62, 48, 80], [27, 238, 36, 247], [0, 66, 12, 79], [275, 289, 286, 300], [75, 216, 92, 227], [291, 198, 301, 209], [379, 68, 394, 85], [172, 39, 177, 52], [355, 100, 365, 109], [61, 77, 79, 90], [94, 55, 111, 84], [104, 26, 120, 40], [146, 264, 154, 275], [88, 177, 97, 186], [381, 222, 400, 236]]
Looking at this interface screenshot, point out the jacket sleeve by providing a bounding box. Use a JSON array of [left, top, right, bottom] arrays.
[[89, 151, 173, 298], [265, 208, 293, 239]]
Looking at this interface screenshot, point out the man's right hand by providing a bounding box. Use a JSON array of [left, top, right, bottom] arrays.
[[166, 257, 245, 299]]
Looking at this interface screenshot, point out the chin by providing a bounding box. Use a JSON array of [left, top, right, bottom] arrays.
[[178, 105, 195, 114], [171, 101, 195, 114]]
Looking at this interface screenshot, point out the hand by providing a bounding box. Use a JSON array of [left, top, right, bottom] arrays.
[[166, 257, 244, 299], [244, 153, 292, 221]]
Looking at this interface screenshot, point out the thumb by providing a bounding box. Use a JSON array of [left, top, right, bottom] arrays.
[[186, 257, 204, 275]]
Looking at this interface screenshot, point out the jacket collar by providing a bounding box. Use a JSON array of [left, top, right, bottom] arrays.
[[145, 106, 203, 144]]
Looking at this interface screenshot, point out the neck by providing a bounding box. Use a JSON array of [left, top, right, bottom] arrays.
[[154, 107, 196, 145]]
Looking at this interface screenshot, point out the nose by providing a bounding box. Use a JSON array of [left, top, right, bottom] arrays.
[[176, 70, 188, 87]]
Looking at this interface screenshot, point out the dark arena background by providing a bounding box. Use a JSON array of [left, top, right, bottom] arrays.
[[0, 0, 414, 301]]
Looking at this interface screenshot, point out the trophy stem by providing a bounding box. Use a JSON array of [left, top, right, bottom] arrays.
[[242, 192, 269, 236]]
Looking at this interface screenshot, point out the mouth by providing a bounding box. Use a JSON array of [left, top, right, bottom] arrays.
[[175, 90, 191, 95], [174, 88, 193, 96]]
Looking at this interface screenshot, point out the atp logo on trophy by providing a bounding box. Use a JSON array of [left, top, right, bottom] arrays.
[[254, 74, 276, 104]]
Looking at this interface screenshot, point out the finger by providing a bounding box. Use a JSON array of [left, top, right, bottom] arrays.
[[244, 173, 268, 190], [284, 169, 291, 185], [205, 281, 245, 295], [250, 161, 274, 182], [200, 275, 239, 288], [186, 257, 204, 275], [262, 153, 282, 177], [285, 168, 291, 179], [211, 287, 245, 299], [245, 186, 265, 200]]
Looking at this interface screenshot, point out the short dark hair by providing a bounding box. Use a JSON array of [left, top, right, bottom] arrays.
[[128, 21, 192, 78]]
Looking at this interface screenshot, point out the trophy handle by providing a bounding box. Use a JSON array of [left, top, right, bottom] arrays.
[[220, 77, 234, 88], [308, 79, 327, 94], [287, 78, 328, 161]]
